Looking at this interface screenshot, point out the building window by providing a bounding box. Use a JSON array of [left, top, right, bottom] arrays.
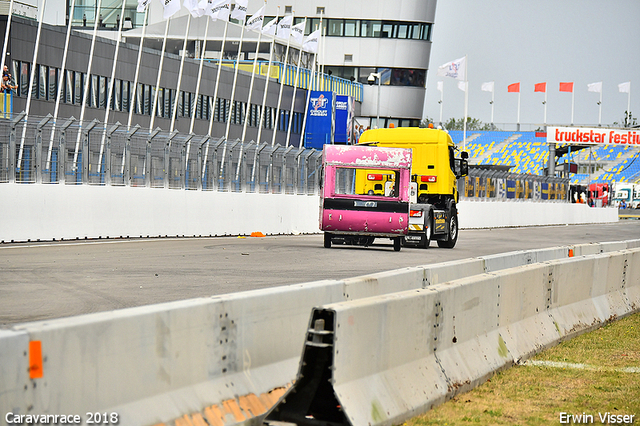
[[316, 7, 325, 15], [284, 6, 292, 14]]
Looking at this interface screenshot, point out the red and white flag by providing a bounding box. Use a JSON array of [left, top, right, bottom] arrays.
[[507, 82, 520, 93], [559, 82, 574, 92], [534, 82, 546, 92]]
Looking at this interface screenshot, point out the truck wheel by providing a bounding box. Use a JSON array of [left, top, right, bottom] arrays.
[[437, 211, 458, 249], [419, 212, 432, 249], [324, 232, 332, 248], [393, 237, 402, 252]]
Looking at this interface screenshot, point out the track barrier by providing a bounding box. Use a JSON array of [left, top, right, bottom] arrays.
[[1, 240, 639, 426]]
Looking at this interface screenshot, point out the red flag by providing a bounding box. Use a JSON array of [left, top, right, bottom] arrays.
[[534, 82, 546, 92], [507, 82, 520, 93], [559, 82, 574, 92]]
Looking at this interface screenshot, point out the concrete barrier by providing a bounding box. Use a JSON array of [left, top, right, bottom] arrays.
[[2, 240, 639, 426], [0, 184, 620, 243], [264, 248, 640, 426]]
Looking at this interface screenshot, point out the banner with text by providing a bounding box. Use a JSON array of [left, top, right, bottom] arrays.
[[305, 91, 335, 149], [548, 126, 640, 146], [334, 95, 355, 144]]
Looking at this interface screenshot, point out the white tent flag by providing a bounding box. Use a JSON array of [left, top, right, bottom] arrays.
[[436, 80, 443, 92], [481, 81, 494, 92], [276, 15, 293, 39], [619, 81, 631, 93], [587, 82, 603, 93], [245, 5, 264, 31], [231, 0, 247, 21], [457, 81, 467, 92], [291, 21, 305, 44], [262, 16, 277, 35], [303, 29, 320, 53], [437, 56, 466, 81], [161, 0, 181, 19]]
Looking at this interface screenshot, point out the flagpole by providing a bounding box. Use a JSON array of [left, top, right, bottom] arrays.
[[257, 11, 278, 145], [207, 19, 229, 137], [627, 82, 631, 117], [241, 25, 262, 142], [18, 0, 47, 172], [0, 0, 14, 84], [490, 83, 495, 128], [571, 89, 575, 126], [271, 15, 293, 147], [598, 88, 602, 127], [97, 0, 128, 177], [543, 89, 547, 127], [300, 51, 317, 148], [462, 55, 468, 151], [46, 0, 76, 171], [224, 16, 246, 140], [517, 91, 521, 132], [149, 17, 170, 133], [127, 5, 148, 130], [438, 84, 443, 127], [170, 14, 192, 133], [285, 17, 306, 148], [189, 17, 210, 134]]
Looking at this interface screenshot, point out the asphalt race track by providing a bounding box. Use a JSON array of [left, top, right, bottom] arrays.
[[1, 221, 639, 327]]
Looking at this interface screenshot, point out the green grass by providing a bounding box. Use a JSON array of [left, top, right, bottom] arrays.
[[405, 312, 640, 426]]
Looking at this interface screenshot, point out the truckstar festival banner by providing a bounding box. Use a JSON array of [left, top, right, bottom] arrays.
[[305, 91, 335, 149], [548, 126, 640, 145]]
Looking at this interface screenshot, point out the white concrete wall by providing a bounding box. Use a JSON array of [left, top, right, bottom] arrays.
[[0, 184, 618, 243]]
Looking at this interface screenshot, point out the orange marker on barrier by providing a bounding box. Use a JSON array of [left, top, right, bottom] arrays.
[[568, 249, 574, 257], [29, 340, 43, 379]]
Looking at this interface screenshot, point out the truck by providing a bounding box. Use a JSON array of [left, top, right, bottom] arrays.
[[357, 127, 469, 248], [320, 144, 413, 251]]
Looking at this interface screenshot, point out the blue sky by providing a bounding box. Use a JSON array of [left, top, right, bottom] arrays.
[[424, 0, 640, 128]]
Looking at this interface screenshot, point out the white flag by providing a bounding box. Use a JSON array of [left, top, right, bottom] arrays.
[[137, 0, 151, 12], [481, 81, 494, 92], [276, 15, 293, 39], [619, 81, 631, 93], [262, 17, 277, 36], [231, 0, 247, 21], [245, 5, 264, 31], [436, 81, 443, 92], [458, 81, 467, 92], [291, 21, 305, 44], [161, 0, 181, 19], [437, 56, 466, 81], [587, 82, 602, 93], [184, 0, 205, 17], [303, 29, 320, 53], [203, 0, 230, 20]]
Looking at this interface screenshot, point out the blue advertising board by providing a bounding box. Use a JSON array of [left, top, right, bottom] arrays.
[[506, 180, 516, 199], [334, 95, 354, 144], [304, 91, 334, 149]]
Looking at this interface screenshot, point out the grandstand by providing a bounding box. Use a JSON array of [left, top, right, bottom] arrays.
[[449, 130, 640, 185]]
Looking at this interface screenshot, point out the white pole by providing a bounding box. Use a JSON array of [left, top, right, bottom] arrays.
[[490, 84, 495, 127], [97, 0, 128, 174], [241, 26, 263, 142], [72, 0, 102, 170], [271, 17, 292, 146], [438, 84, 443, 126], [627, 82, 631, 118], [189, 17, 210, 135], [516, 91, 521, 130], [256, 12, 278, 144], [543, 89, 547, 126], [0, 0, 14, 80], [127, 6, 149, 130], [207, 19, 229, 136], [320, 12, 325, 90], [170, 14, 192, 133], [18, 0, 48, 171], [299, 50, 317, 148], [46, 0, 76, 170], [598, 89, 602, 126], [224, 17, 246, 139], [462, 55, 468, 150], [571, 89, 575, 126], [149, 17, 170, 133], [285, 18, 306, 148]]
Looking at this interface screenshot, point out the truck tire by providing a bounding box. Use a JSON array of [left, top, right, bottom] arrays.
[[393, 237, 402, 252], [324, 232, 332, 248], [419, 212, 432, 249], [437, 210, 458, 249]]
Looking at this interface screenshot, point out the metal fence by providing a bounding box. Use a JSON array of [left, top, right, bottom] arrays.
[[0, 114, 323, 195], [0, 114, 569, 202]]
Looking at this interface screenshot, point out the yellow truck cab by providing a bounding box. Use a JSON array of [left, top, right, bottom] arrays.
[[358, 127, 468, 248]]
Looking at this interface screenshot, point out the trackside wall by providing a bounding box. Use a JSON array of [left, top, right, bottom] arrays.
[[0, 240, 638, 426]]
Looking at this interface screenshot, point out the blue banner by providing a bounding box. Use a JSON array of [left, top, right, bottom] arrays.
[[304, 91, 334, 149], [334, 95, 354, 144], [506, 180, 516, 199]]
